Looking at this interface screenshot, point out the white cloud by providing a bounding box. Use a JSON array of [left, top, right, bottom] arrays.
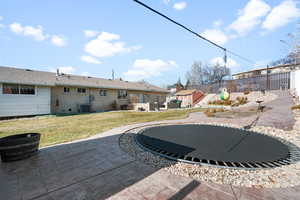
[[163, 0, 171, 5], [84, 32, 141, 58], [201, 29, 229, 45], [9, 22, 68, 47], [81, 55, 102, 64], [210, 57, 240, 68], [81, 72, 91, 76], [213, 20, 223, 28], [51, 35, 67, 47], [10, 23, 25, 34], [50, 66, 76, 74], [123, 59, 177, 81], [10, 23, 48, 41], [0, 16, 3, 28], [84, 30, 99, 38], [173, 2, 187, 10], [262, 0, 300, 31], [228, 0, 271, 36]]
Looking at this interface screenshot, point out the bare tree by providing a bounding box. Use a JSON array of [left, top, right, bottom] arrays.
[[212, 62, 231, 85], [202, 62, 231, 87], [185, 61, 204, 86], [275, 22, 300, 66]]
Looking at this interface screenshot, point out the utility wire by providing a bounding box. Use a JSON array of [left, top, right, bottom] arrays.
[[133, 0, 255, 64]]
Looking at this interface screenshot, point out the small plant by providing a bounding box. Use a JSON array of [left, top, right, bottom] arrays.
[[235, 96, 248, 105], [216, 108, 225, 112], [204, 109, 215, 117], [208, 99, 233, 106], [111, 100, 117, 110], [244, 90, 250, 95], [291, 105, 300, 110]]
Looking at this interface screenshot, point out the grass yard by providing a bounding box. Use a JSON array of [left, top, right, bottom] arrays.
[[0, 108, 203, 147]]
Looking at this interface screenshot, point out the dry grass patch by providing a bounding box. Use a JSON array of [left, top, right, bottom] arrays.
[[0, 108, 203, 147]]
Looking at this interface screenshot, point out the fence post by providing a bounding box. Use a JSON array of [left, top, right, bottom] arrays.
[[266, 65, 269, 91]]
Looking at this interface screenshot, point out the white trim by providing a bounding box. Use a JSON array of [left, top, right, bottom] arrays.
[[1, 83, 37, 97]]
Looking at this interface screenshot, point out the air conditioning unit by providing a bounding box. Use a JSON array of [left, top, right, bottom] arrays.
[[80, 104, 90, 113]]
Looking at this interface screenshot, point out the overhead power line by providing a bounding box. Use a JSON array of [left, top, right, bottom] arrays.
[[132, 0, 255, 64]]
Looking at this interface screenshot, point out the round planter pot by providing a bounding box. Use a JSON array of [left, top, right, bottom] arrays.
[[0, 133, 41, 162]]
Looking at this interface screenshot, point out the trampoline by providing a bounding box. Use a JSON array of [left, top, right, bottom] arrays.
[[135, 124, 299, 169]]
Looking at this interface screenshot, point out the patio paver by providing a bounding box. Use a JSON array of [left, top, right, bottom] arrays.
[[0, 91, 299, 200]]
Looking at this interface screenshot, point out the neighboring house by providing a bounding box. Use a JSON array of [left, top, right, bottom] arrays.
[[175, 89, 204, 108], [0, 66, 169, 117], [166, 79, 185, 103], [232, 63, 300, 80]]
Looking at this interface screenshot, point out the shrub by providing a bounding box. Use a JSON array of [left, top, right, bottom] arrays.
[[235, 96, 248, 105], [216, 108, 225, 112], [210, 109, 217, 113], [204, 109, 215, 117], [244, 90, 250, 95], [208, 99, 233, 106], [205, 112, 215, 117], [224, 100, 233, 105], [291, 105, 300, 110]]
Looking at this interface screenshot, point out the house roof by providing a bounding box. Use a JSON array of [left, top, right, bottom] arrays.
[[232, 63, 297, 76], [0, 66, 169, 93], [176, 89, 197, 96]]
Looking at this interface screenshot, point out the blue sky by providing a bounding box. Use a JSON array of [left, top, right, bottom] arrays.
[[0, 0, 299, 86]]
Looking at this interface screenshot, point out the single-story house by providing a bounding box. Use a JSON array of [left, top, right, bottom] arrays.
[[0, 66, 169, 117], [232, 63, 300, 80], [175, 89, 204, 107]]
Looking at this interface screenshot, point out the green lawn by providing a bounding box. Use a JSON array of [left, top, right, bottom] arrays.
[[0, 109, 203, 147]]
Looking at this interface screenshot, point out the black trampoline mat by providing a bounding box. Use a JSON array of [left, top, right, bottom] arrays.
[[136, 124, 290, 163]]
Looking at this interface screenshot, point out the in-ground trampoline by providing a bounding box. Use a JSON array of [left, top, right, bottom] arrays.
[[135, 124, 300, 169]]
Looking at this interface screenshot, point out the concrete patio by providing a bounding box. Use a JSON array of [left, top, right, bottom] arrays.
[[1, 91, 299, 200]]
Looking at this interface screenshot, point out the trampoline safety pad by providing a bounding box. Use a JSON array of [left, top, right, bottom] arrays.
[[135, 124, 299, 169]]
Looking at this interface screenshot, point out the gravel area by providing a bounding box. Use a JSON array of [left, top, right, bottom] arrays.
[[119, 122, 300, 188], [202, 91, 278, 109]]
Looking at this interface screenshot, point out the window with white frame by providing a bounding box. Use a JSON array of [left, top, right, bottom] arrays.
[[100, 90, 107, 96], [20, 85, 35, 95], [77, 88, 86, 93], [64, 87, 70, 93], [118, 90, 127, 99], [3, 84, 19, 94], [2, 84, 35, 95]]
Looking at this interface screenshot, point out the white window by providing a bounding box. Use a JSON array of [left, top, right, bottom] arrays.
[[3, 84, 19, 94], [20, 85, 35, 95], [118, 90, 127, 99], [64, 87, 70, 93], [77, 88, 86, 93], [2, 84, 35, 95], [100, 90, 107, 96]]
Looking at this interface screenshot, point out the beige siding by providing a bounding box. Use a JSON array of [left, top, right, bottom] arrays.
[[90, 89, 118, 112], [129, 91, 166, 104], [51, 87, 91, 114], [0, 84, 51, 117], [51, 87, 119, 113], [51, 86, 167, 114]]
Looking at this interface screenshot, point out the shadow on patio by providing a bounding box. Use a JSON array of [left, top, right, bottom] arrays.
[[0, 131, 226, 200]]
